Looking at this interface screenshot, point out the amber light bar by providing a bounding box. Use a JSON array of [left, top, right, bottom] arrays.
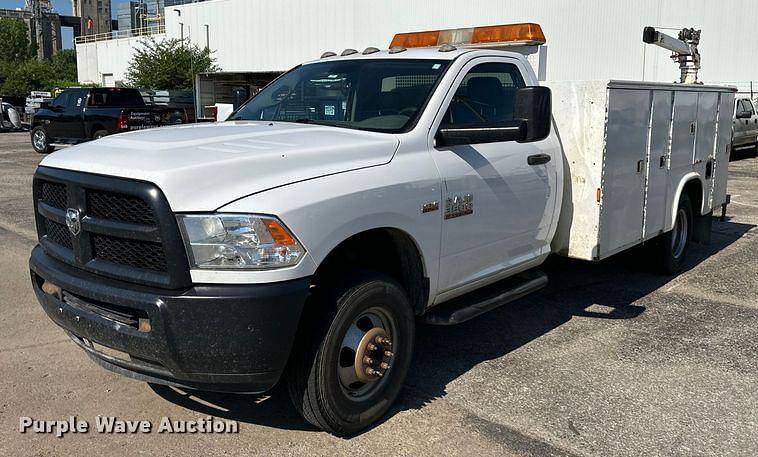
[[390, 23, 546, 49]]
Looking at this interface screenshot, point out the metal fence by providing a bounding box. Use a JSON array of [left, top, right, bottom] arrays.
[[74, 24, 166, 45]]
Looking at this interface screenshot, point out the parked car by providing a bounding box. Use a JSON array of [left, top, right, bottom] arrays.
[[733, 97, 758, 156], [30, 87, 188, 154], [29, 23, 733, 435], [1, 101, 23, 131]]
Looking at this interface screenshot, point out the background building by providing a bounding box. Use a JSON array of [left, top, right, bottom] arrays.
[[75, 0, 758, 95], [72, 0, 111, 36], [0, 3, 62, 59], [116, 1, 158, 31]]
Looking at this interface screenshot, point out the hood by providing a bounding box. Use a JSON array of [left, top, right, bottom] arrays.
[[40, 121, 400, 211]]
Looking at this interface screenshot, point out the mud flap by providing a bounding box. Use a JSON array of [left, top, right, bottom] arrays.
[[692, 211, 712, 245]]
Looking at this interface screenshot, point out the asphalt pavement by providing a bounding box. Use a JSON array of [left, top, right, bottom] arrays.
[[0, 132, 756, 456]]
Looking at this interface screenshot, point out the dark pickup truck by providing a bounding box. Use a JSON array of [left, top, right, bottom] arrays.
[[30, 87, 187, 154]]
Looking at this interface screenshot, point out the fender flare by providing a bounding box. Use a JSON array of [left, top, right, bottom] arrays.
[[666, 172, 705, 232]]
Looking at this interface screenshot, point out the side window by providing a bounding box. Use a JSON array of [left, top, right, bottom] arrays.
[[441, 62, 525, 127], [748, 101, 756, 116], [51, 92, 70, 109]]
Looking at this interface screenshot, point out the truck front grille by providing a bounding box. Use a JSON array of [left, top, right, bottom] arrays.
[[45, 219, 73, 249], [41, 181, 67, 209], [87, 190, 157, 226], [33, 168, 191, 289], [93, 235, 167, 272]]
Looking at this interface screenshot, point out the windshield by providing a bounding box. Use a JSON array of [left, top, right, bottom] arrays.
[[231, 59, 450, 133]]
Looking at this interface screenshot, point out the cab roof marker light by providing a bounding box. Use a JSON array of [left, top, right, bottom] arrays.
[[341, 48, 358, 56], [439, 44, 457, 52], [388, 46, 407, 54], [320, 51, 337, 58], [362, 47, 380, 55], [390, 23, 547, 49]]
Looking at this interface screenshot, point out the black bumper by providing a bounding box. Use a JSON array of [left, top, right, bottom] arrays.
[[29, 245, 310, 393]]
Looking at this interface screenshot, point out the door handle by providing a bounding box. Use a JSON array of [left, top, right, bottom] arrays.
[[527, 154, 551, 165]]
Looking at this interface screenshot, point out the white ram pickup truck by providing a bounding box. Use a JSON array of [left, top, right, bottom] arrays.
[[29, 24, 734, 435]]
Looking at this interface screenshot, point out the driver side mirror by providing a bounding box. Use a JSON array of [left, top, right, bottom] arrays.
[[436, 86, 551, 147]]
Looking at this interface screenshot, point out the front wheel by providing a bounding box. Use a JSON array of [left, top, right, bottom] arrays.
[[286, 272, 415, 436], [655, 193, 693, 274], [31, 126, 54, 154]]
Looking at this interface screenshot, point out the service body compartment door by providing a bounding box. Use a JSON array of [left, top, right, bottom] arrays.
[[670, 92, 698, 170], [643, 90, 673, 239], [599, 89, 650, 255], [712, 92, 734, 209], [695, 92, 719, 211]]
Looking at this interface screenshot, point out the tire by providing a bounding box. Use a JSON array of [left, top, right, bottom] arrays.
[[93, 130, 108, 140], [31, 126, 54, 154], [655, 193, 693, 274], [285, 272, 415, 436]]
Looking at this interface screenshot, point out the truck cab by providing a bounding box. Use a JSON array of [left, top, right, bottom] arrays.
[[28, 23, 731, 436], [733, 97, 758, 154]]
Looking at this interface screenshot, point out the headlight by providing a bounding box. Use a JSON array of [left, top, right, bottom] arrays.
[[177, 214, 305, 269]]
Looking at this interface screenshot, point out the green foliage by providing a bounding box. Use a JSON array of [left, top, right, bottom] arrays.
[[0, 18, 33, 63], [0, 39, 80, 96], [0, 59, 56, 96], [51, 49, 78, 78], [126, 37, 219, 90]]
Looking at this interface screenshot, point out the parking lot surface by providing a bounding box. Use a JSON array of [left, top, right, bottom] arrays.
[[1, 132, 756, 456]]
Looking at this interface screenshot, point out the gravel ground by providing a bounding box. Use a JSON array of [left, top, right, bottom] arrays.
[[0, 132, 756, 456]]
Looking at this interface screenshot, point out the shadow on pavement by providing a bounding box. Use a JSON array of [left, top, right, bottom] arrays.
[[151, 219, 754, 433]]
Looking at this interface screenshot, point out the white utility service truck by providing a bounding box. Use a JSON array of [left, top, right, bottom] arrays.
[[29, 23, 734, 435]]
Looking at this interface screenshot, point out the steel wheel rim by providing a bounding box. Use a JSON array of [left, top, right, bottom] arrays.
[[671, 208, 688, 259], [337, 307, 397, 400], [33, 130, 46, 150]]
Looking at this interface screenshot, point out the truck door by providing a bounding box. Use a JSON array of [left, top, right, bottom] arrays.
[[58, 88, 86, 140], [430, 58, 557, 294], [45, 91, 70, 140]]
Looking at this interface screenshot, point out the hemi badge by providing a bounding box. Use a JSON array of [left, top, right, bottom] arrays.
[[421, 201, 439, 213]]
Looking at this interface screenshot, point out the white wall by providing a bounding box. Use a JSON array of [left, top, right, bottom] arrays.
[[76, 34, 167, 85], [79, 0, 758, 90]]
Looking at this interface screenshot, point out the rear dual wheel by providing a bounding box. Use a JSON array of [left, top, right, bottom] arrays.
[[654, 193, 693, 274], [286, 272, 414, 436]]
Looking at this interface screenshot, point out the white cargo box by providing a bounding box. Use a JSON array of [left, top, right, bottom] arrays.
[[547, 80, 735, 261]]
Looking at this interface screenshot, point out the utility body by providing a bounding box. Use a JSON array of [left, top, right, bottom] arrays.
[[30, 87, 188, 154], [28, 24, 735, 435]]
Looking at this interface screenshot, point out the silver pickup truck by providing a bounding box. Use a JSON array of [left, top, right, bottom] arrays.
[[733, 97, 758, 155]]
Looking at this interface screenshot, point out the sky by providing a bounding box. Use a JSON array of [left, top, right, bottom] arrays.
[[2, 0, 133, 49]]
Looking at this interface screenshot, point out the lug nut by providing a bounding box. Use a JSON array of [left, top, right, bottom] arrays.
[[380, 362, 390, 370], [366, 367, 378, 376], [384, 350, 394, 358], [367, 343, 378, 351], [363, 356, 374, 365]]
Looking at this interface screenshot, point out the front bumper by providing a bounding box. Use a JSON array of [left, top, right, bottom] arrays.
[[29, 245, 310, 393]]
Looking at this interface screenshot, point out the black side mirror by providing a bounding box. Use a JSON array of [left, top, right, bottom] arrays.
[[436, 86, 552, 147], [513, 86, 551, 142]]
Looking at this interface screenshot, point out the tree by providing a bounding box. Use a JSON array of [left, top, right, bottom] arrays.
[[0, 59, 56, 96], [126, 37, 219, 90], [50, 49, 78, 81], [0, 18, 33, 63]]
